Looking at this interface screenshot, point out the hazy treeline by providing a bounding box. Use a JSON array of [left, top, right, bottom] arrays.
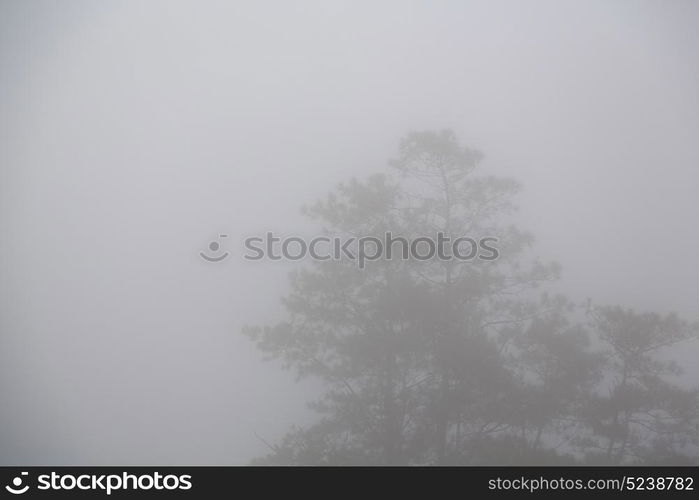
[[244, 130, 699, 465]]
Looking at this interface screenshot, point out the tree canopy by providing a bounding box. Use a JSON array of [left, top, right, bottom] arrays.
[[243, 130, 699, 465]]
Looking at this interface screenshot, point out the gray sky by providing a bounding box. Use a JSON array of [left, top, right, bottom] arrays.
[[1, 0, 698, 464]]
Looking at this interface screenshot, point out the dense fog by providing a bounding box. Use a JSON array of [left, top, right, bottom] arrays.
[[1, 0, 698, 464]]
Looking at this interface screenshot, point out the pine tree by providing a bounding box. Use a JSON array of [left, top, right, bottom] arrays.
[[244, 130, 558, 464]]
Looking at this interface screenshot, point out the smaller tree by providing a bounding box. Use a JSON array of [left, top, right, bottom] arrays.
[[582, 306, 699, 464]]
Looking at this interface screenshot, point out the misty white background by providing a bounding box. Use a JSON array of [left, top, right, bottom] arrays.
[[1, 0, 698, 464]]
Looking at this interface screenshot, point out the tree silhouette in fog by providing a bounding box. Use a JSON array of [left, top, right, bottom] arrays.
[[581, 307, 699, 464], [243, 130, 699, 465]]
